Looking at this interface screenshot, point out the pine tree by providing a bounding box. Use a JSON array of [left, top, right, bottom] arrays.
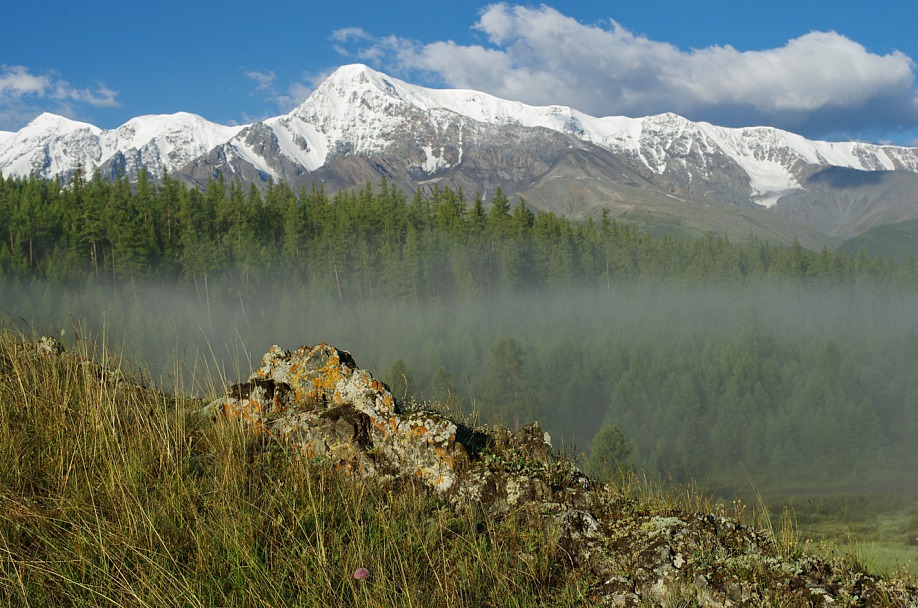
[[484, 338, 536, 429], [385, 359, 415, 402], [585, 425, 634, 480]]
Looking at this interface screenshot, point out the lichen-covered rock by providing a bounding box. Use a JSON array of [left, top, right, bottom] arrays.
[[251, 343, 397, 416], [36, 335, 65, 358], [204, 343, 467, 492], [203, 345, 590, 502]]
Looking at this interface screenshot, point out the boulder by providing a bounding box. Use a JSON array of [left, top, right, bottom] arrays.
[[203, 343, 591, 507], [204, 343, 470, 492]]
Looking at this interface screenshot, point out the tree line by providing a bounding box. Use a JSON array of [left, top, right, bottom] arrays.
[[1, 169, 914, 294]]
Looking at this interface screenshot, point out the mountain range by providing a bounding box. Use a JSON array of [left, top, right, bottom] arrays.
[[4, 63, 918, 247]]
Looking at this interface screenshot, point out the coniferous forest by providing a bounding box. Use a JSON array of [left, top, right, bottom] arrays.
[[1, 168, 917, 493], [1, 168, 913, 288]]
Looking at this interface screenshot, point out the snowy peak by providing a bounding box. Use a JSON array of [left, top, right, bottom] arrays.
[[251, 64, 439, 172], [278, 65, 918, 207], [324, 63, 403, 96], [108, 112, 241, 153], [292, 63, 413, 124], [329, 64, 600, 133], [99, 112, 243, 177], [262, 64, 626, 174], [0, 111, 241, 181], [23, 112, 101, 136], [0, 113, 103, 179]]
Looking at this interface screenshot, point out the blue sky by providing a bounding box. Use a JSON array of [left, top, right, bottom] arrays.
[[2, 1, 918, 144]]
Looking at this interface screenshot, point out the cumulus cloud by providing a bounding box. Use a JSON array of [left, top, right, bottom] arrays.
[[276, 71, 335, 110], [334, 3, 918, 140], [244, 66, 328, 115], [276, 81, 316, 109], [0, 65, 118, 108], [0, 64, 119, 130]]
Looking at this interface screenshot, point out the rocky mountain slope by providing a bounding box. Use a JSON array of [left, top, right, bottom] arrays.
[[837, 216, 918, 260], [3, 64, 918, 241]]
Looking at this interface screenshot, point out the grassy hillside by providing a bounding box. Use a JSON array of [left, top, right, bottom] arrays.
[[839, 218, 918, 261], [0, 330, 590, 606], [1, 329, 915, 606]]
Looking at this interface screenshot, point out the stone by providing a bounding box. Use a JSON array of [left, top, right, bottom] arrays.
[[36, 335, 64, 358], [205, 343, 467, 491]]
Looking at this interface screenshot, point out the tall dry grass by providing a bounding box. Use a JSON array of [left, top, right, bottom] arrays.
[[0, 329, 591, 606]]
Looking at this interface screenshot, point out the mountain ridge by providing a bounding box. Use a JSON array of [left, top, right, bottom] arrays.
[[3, 63, 918, 242]]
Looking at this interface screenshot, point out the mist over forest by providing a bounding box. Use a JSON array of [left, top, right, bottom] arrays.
[[2, 173, 917, 497], [4, 277, 917, 495]]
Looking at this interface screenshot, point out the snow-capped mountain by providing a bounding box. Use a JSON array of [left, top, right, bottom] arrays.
[[0, 112, 242, 181], [4, 63, 918, 240], [179, 64, 918, 207]]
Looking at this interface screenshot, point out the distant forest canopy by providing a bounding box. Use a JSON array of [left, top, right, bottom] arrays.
[[0, 167, 915, 290]]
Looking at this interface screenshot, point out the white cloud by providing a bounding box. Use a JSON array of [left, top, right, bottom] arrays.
[[0, 65, 50, 97], [277, 81, 315, 109], [0, 64, 118, 108], [244, 69, 277, 91], [331, 27, 373, 43], [334, 3, 918, 140], [275, 71, 333, 111], [0, 65, 119, 129], [244, 67, 324, 115]]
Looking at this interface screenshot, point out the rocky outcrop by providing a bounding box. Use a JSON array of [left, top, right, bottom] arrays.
[[204, 342, 917, 607], [203, 343, 470, 493], [201, 342, 585, 506]]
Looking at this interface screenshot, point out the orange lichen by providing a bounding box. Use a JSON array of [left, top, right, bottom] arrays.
[[434, 449, 456, 470], [223, 399, 266, 425], [334, 461, 356, 476], [309, 359, 347, 395]]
